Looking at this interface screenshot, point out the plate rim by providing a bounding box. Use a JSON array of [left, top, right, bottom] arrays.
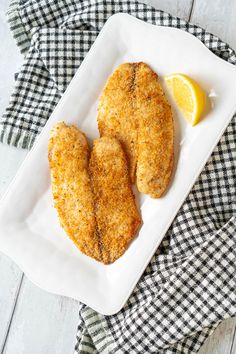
[[0, 13, 236, 315]]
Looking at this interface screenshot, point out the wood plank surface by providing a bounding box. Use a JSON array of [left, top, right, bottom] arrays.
[[3, 278, 80, 354], [0, 256, 23, 353], [140, 0, 193, 20], [190, 0, 236, 50], [198, 318, 236, 354], [231, 327, 236, 354]]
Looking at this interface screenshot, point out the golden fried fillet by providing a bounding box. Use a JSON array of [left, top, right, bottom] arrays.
[[49, 123, 140, 264], [98, 63, 138, 183], [135, 63, 174, 198], [48, 122, 102, 262], [98, 62, 174, 198], [89, 136, 141, 264]]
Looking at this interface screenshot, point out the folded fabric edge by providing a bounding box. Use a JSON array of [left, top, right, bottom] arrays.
[[79, 307, 115, 354], [7, 0, 31, 55], [0, 125, 35, 149], [77, 215, 236, 353]]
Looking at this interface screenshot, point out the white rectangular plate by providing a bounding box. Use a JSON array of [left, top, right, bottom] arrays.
[[0, 14, 236, 315]]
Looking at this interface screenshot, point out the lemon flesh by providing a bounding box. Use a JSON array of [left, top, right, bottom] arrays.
[[165, 73, 206, 126]]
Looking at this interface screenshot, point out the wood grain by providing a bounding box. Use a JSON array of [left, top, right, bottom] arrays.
[[230, 326, 236, 354], [198, 318, 236, 354], [140, 0, 193, 20], [0, 144, 28, 196], [0, 256, 23, 353], [3, 278, 81, 354], [190, 0, 236, 50]]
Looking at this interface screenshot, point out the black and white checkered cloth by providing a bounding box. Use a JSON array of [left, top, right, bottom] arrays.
[[1, 1, 236, 353]]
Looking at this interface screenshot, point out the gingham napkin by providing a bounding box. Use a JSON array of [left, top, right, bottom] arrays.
[[2, 1, 236, 353]]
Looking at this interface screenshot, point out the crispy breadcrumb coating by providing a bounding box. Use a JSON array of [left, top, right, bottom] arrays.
[[135, 63, 174, 198], [89, 136, 141, 264], [48, 123, 141, 264], [98, 62, 174, 198], [48, 122, 102, 261], [98, 63, 138, 183]]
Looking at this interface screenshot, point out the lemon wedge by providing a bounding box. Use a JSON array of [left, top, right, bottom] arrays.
[[165, 73, 206, 126]]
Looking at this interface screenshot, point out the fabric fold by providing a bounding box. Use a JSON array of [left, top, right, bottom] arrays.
[[76, 217, 235, 353], [7, 0, 31, 54]]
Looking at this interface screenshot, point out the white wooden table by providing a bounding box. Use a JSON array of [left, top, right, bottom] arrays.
[[0, 0, 235, 353]]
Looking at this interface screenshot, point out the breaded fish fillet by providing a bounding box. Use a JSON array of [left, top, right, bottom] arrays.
[[89, 137, 141, 264], [48, 122, 102, 261], [98, 63, 138, 183], [135, 63, 174, 198], [49, 123, 140, 264], [98, 62, 174, 198]]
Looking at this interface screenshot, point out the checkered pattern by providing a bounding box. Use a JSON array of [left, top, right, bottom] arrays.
[[2, 1, 236, 353], [1, 0, 236, 148], [75, 119, 236, 354]]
